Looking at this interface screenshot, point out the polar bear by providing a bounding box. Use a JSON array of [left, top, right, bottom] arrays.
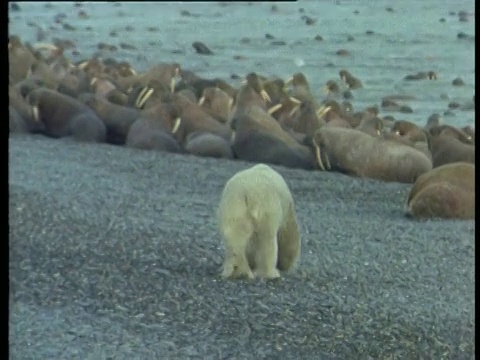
[[218, 164, 301, 280]]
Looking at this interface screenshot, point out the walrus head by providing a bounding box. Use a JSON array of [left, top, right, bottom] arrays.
[[243, 72, 271, 103], [429, 125, 472, 144], [322, 80, 340, 95]]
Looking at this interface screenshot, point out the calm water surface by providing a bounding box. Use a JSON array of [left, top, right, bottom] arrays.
[[9, 1, 475, 127]]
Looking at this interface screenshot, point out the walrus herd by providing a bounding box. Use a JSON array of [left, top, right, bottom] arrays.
[[9, 35, 475, 222]]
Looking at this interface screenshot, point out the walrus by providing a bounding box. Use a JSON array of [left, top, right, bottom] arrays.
[[125, 113, 184, 153], [318, 100, 359, 128], [232, 129, 315, 170], [285, 72, 317, 105], [228, 72, 271, 122], [428, 125, 475, 167], [306, 127, 433, 182], [218, 163, 301, 279], [355, 116, 384, 137], [129, 79, 171, 110], [114, 62, 181, 94], [78, 93, 140, 145], [9, 85, 46, 134], [163, 93, 232, 147], [386, 120, 432, 161], [283, 100, 326, 136], [184, 131, 234, 159], [404, 71, 437, 81], [381, 98, 413, 113], [406, 162, 475, 219], [9, 35, 37, 84], [339, 69, 363, 89], [13, 77, 46, 97], [197, 86, 233, 123], [9, 106, 30, 133], [262, 77, 287, 105], [26, 88, 106, 142]]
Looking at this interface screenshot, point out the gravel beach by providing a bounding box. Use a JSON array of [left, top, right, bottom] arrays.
[[9, 134, 475, 359], [9, 1, 475, 359]]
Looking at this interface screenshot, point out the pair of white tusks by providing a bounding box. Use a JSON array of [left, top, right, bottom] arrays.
[[312, 136, 331, 171], [260, 89, 271, 103], [136, 87, 154, 109]]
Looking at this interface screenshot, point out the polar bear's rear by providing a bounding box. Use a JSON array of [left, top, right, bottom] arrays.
[[218, 164, 301, 280]]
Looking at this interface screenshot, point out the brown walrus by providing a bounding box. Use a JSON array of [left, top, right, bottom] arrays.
[[232, 129, 316, 170], [386, 120, 432, 161], [306, 127, 432, 182], [355, 116, 384, 137], [9, 106, 32, 133], [228, 72, 271, 122], [285, 72, 317, 106], [9, 85, 44, 131], [404, 71, 437, 81], [125, 101, 183, 153], [406, 162, 475, 219], [184, 131, 234, 159], [78, 93, 140, 144], [26, 88, 106, 142], [9, 35, 37, 84], [339, 69, 363, 89], [114, 62, 181, 94], [197, 86, 233, 123], [282, 100, 326, 136], [428, 125, 475, 167], [125, 118, 183, 153], [163, 93, 232, 147], [232, 105, 303, 148]]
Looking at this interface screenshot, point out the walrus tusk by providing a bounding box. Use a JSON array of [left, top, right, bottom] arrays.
[[230, 130, 236, 143], [77, 61, 89, 70], [136, 87, 149, 108], [312, 136, 325, 171], [316, 105, 331, 119], [267, 103, 283, 115], [89, 77, 98, 86], [32, 42, 58, 51], [260, 89, 271, 103], [289, 96, 301, 104], [323, 150, 331, 170], [341, 75, 347, 83], [138, 88, 154, 109], [228, 98, 234, 113], [136, 87, 154, 109], [376, 129, 381, 136], [32, 106, 40, 122], [288, 104, 300, 118], [170, 77, 176, 93], [321, 85, 330, 95], [171, 117, 182, 134], [198, 96, 205, 106], [285, 77, 293, 86], [394, 130, 400, 135]]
